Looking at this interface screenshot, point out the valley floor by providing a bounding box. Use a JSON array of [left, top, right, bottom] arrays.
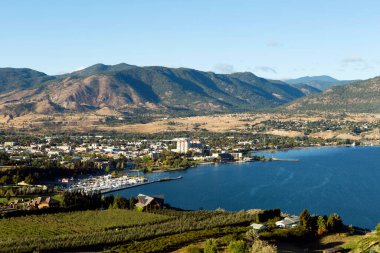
[[2, 112, 380, 143]]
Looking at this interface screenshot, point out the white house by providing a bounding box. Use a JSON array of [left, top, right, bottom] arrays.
[[275, 216, 300, 228], [250, 223, 266, 231]]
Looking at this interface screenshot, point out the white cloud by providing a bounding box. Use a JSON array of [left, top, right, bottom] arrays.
[[55, 66, 86, 75], [74, 66, 86, 71], [340, 57, 372, 71], [266, 41, 282, 48], [341, 57, 365, 64], [252, 65, 277, 74], [213, 63, 235, 74]]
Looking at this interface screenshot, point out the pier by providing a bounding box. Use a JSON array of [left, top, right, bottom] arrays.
[[101, 176, 183, 194]]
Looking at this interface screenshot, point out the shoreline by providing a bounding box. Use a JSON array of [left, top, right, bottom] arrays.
[[126, 144, 379, 174], [251, 143, 380, 154]]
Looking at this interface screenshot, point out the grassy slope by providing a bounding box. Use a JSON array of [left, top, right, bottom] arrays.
[[0, 209, 170, 241], [0, 209, 254, 253]]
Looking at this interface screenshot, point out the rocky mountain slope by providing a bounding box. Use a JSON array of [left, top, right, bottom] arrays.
[[0, 64, 320, 116], [285, 76, 380, 112]]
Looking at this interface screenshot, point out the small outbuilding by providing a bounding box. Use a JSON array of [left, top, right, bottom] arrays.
[[250, 223, 266, 231], [135, 194, 164, 211], [275, 216, 300, 228]]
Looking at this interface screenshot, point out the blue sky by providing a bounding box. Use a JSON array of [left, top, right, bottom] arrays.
[[1, 0, 379, 80]]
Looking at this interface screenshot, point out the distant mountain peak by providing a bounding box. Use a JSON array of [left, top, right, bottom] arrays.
[[284, 75, 380, 113], [286, 75, 339, 83], [64, 63, 137, 77], [284, 75, 356, 91]]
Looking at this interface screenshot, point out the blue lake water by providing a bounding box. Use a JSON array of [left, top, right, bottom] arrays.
[[116, 146, 380, 229]]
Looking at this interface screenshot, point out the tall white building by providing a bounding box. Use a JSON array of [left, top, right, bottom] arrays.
[[176, 138, 190, 153]]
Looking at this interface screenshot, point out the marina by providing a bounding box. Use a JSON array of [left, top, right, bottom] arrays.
[[68, 174, 183, 194]]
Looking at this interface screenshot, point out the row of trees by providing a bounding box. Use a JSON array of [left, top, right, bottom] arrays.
[[63, 191, 139, 211], [63, 190, 102, 210], [186, 238, 277, 253], [299, 209, 343, 236], [102, 195, 136, 209]]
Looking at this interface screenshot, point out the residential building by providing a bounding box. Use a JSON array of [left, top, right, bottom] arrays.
[[275, 216, 300, 228], [135, 194, 164, 210], [231, 152, 243, 161], [250, 223, 266, 231], [176, 138, 190, 153]]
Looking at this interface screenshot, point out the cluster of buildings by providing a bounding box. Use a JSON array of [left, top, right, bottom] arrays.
[[6, 196, 60, 211], [173, 138, 203, 154], [250, 215, 300, 232], [0, 136, 251, 171]]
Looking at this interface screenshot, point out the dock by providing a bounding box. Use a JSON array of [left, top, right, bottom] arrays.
[[100, 176, 183, 194], [271, 158, 300, 162]]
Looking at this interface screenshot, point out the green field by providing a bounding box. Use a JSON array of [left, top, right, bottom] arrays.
[[0, 209, 171, 241], [0, 209, 255, 253]]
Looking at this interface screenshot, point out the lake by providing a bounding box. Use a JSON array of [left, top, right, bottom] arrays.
[[116, 146, 380, 229]]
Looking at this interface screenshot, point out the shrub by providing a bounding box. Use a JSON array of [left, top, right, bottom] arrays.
[[251, 239, 277, 253], [256, 209, 281, 223], [186, 245, 202, 253], [227, 240, 248, 253], [204, 238, 218, 253]]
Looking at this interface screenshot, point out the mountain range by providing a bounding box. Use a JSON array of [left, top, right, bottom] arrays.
[[284, 75, 356, 91], [285, 76, 380, 113], [0, 64, 320, 116], [0, 63, 377, 116]]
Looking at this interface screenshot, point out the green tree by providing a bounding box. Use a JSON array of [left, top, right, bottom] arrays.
[[227, 240, 248, 253], [0, 175, 9, 184], [113, 195, 129, 209], [204, 238, 218, 253], [102, 195, 114, 209], [299, 209, 312, 231], [5, 190, 11, 200], [245, 229, 259, 243], [12, 174, 20, 184], [129, 197, 135, 209], [375, 223, 380, 239], [317, 216, 328, 235], [326, 213, 343, 232], [180, 158, 189, 168], [24, 174, 35, 185]]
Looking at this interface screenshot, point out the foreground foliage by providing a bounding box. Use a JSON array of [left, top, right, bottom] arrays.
[[0, 209, 170, 242], [108, 227, 246, 253], [0, 209, 255, 253]]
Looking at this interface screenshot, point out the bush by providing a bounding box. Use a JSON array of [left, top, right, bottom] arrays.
[[251, 239, 277, 253], [186, 245, 202, 253], [227, 240, 248, 253], [256, 209, 281, 223], [112, 195, 129, 209], [260, 227, 313, 242], [204, 238, 218, 253]]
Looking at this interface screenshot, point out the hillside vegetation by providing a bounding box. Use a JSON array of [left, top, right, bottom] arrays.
[[0, 209, 255, 252], [0, 64, 318, 116], [285, 75, 355, 91], [285, 76, 380, 113]]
